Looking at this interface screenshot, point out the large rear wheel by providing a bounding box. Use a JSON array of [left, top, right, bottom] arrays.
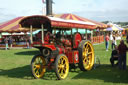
[[55, 54, 69, 80], [78, 40, 94, 71], [31, 54, 46, 79]]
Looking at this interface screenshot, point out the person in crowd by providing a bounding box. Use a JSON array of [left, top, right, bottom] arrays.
[[8, 36, 13, 49], [105, 33, 110, 51], [111, 36, 117, 50], [118, 40, 128, 70], [26, 36, 31, 49], [110, 33, 113, 41], [36, 31, 42, 40], [56, 31, 61, 39], [126, 34, 128, 43], [110, 45, 118, 67], [4, 37, 9, 50]]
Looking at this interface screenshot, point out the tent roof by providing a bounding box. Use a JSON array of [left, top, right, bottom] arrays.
[[0, 17, 29, 32], [104, 24, 124, 31], [0, 14, 102, 33], [19, 15, 96, 30], [53, 13, 108, 29]]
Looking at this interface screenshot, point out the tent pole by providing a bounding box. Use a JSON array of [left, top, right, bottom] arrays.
[[0, 32, 1, 39], [76, 29, 78, 32], [99, 28, 100, 43], [54, 29, 56, 35], [41, 24, 44, 43], [30, 25, 33, 44], [71, 29, 72, 38], [85, 29, 87, 40], [91, 30, 93, 42]]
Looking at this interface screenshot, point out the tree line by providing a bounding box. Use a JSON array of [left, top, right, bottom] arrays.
[[102, 21, 128, 27]]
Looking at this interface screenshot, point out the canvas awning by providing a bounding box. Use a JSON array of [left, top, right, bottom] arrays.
[[19, 15, 96, 30]]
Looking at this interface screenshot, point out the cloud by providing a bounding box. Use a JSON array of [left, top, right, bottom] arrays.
[[53, 0, 128, 22], [73, 9, 128, 22], [0, 7, 42, 22], [1, 0, 128, 22], [0, 8, 17, 22]]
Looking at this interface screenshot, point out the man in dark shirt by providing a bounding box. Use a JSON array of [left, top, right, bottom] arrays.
[[118, 40, 127, 70], [126, 34, 128, 43], [110, 45, 118, 67]]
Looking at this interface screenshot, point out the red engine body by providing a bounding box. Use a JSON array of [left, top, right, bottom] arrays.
[[32, 31, 82, 64], [66, 51, 79, 64]]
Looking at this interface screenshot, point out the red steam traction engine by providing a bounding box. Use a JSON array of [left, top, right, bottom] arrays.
[[19, 15, 95, 80]]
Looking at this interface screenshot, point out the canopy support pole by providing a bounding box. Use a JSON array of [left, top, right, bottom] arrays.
[[41, 24, 44, 43], [0, 32, 2, 39], [71, 29, 72, 38], [30, 25, 33, 44], [76, 29, 78, 32], [99, 29, 101, 43], [91, 30, 93, 43], [54, 29, 56, 35], [85, 29, 87, 40]]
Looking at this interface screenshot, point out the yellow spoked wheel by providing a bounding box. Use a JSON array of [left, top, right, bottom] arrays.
[[78, 40, 94, 71], [55, 54, 69, 80], [31, 54, 46, 79]]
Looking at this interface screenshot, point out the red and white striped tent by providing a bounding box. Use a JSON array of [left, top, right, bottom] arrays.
[[0, 17, 28, 33], [0, 14, 105, 33], [53, 13, 108, 29]]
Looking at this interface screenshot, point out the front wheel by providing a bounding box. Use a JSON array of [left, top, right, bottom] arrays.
[[31, 54, 46, 79], [55, 54, 69, 80]]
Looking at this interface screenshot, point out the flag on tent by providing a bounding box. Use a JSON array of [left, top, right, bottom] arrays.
[[42, 0, 45, 3]]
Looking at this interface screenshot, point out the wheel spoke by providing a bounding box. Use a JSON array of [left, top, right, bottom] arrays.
[[85, 44, 89, 49], [35, 58, 37, 64], [87, 55, 91, 65], [60, 59, 62, 64], [83, 55, 87, 61], [58, 67, 61, 73], [61, 69, 64, 76], [62, 60, 65, 65], [88, 52, 92, 55], [38, 57, 39, 63], [35, 68, 39, 75], [34, 66, 37, 70], [61, 58, 64, 64], [63, 66, 66, 73], [38, 57, 41, 63], [86, 47, 89, 52], [34, 64, 39, 68], [83, 51, 86, 57]]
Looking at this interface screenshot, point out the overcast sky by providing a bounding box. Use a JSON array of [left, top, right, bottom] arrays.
[[0, 0, 128, 23]]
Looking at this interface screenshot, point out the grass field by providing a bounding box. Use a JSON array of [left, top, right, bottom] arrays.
[[0, 41, 128, 85]]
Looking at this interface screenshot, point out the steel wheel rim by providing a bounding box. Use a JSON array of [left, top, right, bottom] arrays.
[[82, 41, 94, 70], [33, 56, 46, 78], [57, 55, 69, 79]]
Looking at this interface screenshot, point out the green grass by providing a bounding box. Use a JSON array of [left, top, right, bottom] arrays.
[[0, 41, 128, 85]]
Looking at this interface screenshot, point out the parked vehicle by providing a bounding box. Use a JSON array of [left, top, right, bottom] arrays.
[[19, 15, 95, 80]]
